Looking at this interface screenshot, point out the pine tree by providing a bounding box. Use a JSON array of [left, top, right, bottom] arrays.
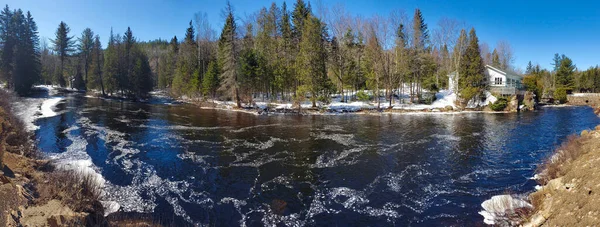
[[78, 28, 94, 88], [458, 28, 486, 105], [51, 21, 75, 87], [556, 56, 575, 91], [218, 1, 241, 107]]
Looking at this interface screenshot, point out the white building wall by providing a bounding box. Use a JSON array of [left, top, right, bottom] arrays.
[[486, 68, 506, 87]]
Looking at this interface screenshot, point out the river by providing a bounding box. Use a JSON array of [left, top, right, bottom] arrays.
[[13, 89, 600, 226]]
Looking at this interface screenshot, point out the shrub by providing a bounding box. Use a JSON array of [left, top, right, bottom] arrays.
[[356, 90, 370, 101], [490, 98, 509, 111], [555, 87, 568, 104], [459, 87, 480, 106], [0, 90, 36, 158], [37, 169, 104, 214], [536, 135, 582, 185]]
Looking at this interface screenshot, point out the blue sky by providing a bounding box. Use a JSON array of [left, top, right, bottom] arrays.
[[5, 0, 600, 71]]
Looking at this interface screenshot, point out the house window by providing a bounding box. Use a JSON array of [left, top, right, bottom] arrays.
[[494, 77, 503, 85]]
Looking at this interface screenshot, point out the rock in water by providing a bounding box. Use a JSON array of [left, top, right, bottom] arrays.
[[522, 91, 537, 111]]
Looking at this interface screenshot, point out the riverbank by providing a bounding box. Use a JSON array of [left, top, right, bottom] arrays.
[[478, 104, 600, 226], [175, 91, 531, 116], [0, 89, 156, 226], [521, 124, 600, 226]]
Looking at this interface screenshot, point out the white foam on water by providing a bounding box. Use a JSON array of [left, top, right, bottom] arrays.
[[312, 132, 356, 146], [138, 124, 231, 131], [311, 147, 365, 168]]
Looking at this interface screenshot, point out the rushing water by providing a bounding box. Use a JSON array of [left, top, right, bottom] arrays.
[[14, 90, 600, 226]]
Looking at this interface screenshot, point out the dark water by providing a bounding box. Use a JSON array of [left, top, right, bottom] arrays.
[[19, 92, 600, 226]]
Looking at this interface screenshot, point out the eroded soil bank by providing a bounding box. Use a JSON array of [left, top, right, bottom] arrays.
[[524, 122, 600, 226]]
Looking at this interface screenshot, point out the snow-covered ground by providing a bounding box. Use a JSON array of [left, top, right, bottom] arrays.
[[10, 85, 64, 131], [188, 90, 498, 114]]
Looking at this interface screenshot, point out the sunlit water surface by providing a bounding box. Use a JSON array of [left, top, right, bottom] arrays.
[[15, 91, 600, 226]]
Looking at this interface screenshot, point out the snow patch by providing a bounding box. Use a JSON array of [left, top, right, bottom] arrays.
[[40, 97, 63, 118]]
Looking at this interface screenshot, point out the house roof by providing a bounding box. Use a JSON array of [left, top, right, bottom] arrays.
[[485, 65, 522, 79]]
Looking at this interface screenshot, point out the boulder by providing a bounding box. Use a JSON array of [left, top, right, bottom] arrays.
[[522, 91, 537, 111]]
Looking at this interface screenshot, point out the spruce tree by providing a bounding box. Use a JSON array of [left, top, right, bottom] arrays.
[[218, 1, 241, 107], [292, 0, 310, 40], [172, 21, 199, 96], [0, 5, 15, 88], [491, 49, 500, 68], [78, 28, 94, 88], [279, 1, 293, 100], [1, 8, 41, 94], [526, 61, 534, 74], [458, 28, 485, 105], [51, 21, 75, 87], [103, 28, 118, 94], [202, 60, 219, 98], [412, 8, 428, 51], [88, 35, 104, 95], [297, 14, 329, 108]]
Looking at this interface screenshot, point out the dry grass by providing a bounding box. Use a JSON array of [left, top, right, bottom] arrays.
[[535, 135, 583, 185], [0, 89, 37, 158], [35, 168, 104, 214]]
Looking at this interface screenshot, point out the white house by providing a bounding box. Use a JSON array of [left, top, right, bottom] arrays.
[[448, 65, 522, 96]]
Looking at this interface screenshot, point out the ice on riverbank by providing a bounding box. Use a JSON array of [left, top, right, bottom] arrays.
[[479, 194, 532, 225], [40, 97, 63, 118]]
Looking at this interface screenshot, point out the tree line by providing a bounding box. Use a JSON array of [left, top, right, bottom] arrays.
[[1, 1, 520, 105], [523, 53, 600, 104], [144, 1, 518, 108], [0, 5, 152, 98]]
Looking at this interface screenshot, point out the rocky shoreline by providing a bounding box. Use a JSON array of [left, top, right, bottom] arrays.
[[479, 105, 600, 226], [522, 124, 600, 226]]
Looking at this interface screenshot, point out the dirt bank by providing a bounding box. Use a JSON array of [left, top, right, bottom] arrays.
[[523, 125, 600, 226]]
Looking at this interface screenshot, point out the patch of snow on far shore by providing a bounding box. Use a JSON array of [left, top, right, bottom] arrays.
[[328, 101, 375, 112], [467, 91, 497, 109]]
